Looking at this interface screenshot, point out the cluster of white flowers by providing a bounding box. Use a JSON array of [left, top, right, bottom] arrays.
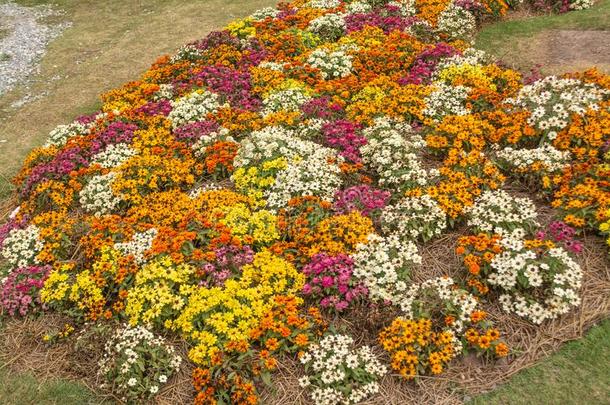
[[79, 172, 122, 216], [489, 233, 583, 324], [262, 87, 312, 116], [307, 0, 341, 8], [360, 118, 433, 192], [44, 120, 94, 148], [400, 276, 478, 336], [387, 0, 417, 16], [235, 126, 326, 167], [91, 143, 137, 169], [266, 149, 343, 209], [308, 13, 346, 41], [191, 127, 234, 157], [297, 117, 329, 140], [1, 225, 43, 269], [188, 182, 224, 199], [353, 233, 421, 304], [258, 61, 285, 71], [299, 333, 386, 405], [465, 190, 539, 236], [433, 49, 488, 78], [168, 89, 224, 128], [153, 83, 174, 101], [435, 4, 476, 40], [494, 144, 571, 174], [381, 195, 447, 242], [169, 44, 203, 63], [249, 6, 280, 21], [423, 82, 470, 121], [506, 76, 609, 140], [569, 0, 594, 9], [306, 48, 353, 80], [114, 229, 158, 264], [234, 126, 344, 208], [345, 1, 373, 13], [99, 324, 181, 400]]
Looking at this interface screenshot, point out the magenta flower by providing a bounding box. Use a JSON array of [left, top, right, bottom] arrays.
[[1, 265, 51, 317], [301, 253, 367, 312], [333, 185, 391, 217]]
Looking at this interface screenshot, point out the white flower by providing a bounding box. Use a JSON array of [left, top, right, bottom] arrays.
[[300, 333, 386, 404], [423, 82, 470, 121], [382, 195, 447, 242], [114, 229, 158, 265], [360, 117, 432, 193], [44, 119, 95, 148], [168, 89, 224, 128], [353, 233, 421, 304], [436, 4, 476, 40], [465, 190, 539, 236], [91, 143, 137, 169], [79, 172, 122, 216], [127, 378, 137, 387], [1, 225, 44, 269], [306, 48, 353, 80]]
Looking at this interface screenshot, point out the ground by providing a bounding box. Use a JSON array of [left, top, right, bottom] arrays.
[[476, 0, 610, 74], [0, 0, 609, 404]]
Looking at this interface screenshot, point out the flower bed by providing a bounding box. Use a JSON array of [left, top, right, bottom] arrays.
[[1, 0, 608, 403]]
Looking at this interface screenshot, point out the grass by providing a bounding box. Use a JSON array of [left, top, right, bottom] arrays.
[[0, 369, 102, 405], [0, 0, 608, 404], [471, 319, 610, 404], [0, 29, 9, 41], [0, 0, 277, 199], [475, 0, 610, 72]]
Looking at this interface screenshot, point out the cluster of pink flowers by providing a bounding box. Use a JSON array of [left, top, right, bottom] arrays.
[[194, 65, 261, 111], [135, 100, 173, 117], [322, 120, 366, 163], [173, 120, 220, 143], [301, 96, 344, 120], [536, 221, 583, 254], [198, 245, 255, 287], [345, 7, 417, 34], [399, 43, 459, 85], [302, 253, 368, 312], [333, 185, 391, 217], [1, 265, 51, 316]]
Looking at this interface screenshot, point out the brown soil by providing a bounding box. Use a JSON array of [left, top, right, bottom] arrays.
[[534, 30, 610, 74], [502, 29, 610, 75]]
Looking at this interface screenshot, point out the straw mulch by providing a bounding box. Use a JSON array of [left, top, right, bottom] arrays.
[[0, 187, 608, 404]]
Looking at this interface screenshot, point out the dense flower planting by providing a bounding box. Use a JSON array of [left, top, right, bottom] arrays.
[[1, 0, 608, 403]]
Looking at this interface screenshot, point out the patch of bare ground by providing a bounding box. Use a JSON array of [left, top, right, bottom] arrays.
[[529, 30, 610, 74], [491, 29, 610, 75]]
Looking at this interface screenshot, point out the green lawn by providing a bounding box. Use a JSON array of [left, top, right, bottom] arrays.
[[477, 0, 610, 48], [471, 319, 610, 404], [476, 0, 610, 72], [0, 370, 102, 405]]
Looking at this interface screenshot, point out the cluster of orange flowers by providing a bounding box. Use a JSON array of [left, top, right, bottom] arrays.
[[378, 318, 456, 378], [192, 296, 325, 404]]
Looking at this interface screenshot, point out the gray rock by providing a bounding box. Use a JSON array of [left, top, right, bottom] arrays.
[[0, 1, 71, 96]]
